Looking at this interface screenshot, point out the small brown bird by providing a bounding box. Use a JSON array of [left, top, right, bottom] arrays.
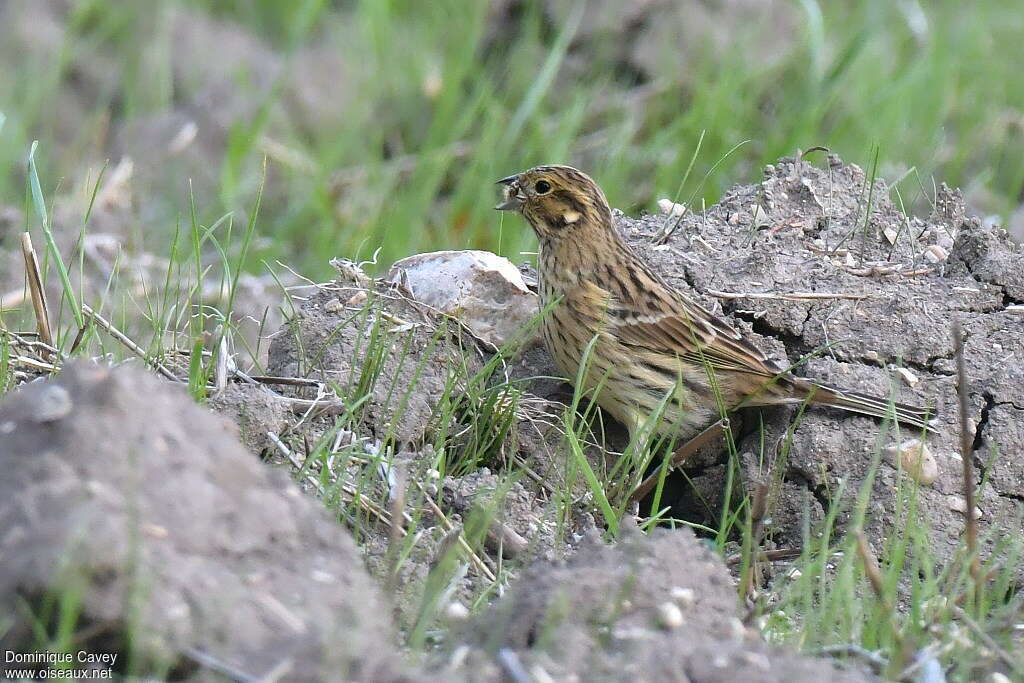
[[496, 165, 933, 445]]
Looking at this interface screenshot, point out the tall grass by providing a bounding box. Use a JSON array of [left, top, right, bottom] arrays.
[[1, 1, 1022, 279]]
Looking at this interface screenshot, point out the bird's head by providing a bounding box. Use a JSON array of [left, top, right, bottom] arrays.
[[495, 165, 612, 241]]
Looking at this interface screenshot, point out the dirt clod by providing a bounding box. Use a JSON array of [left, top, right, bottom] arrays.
[[267, 270, 483, 446], [0, 363, 412, 681], [606, 155, 1023, 571], [444, 528, 871, 682], [206, 382, 290, 456]]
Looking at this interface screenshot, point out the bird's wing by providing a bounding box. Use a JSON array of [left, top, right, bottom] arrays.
[[606, 287, 784, 378]]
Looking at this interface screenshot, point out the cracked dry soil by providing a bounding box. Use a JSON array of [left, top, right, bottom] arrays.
[[598, 154, 1023, 569]]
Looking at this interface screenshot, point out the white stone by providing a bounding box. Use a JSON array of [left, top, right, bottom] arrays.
[[923, 244, 949, 263], [444, 601, 469, 621], [948, 496, 983, 519], [750, 204, 770, 228], [893, 367, 919, 387], [885, 439, 939, 485], [669, 586, 695, 607], [387, 250, 539, 347], [656, 601, 684, 630], [657, 198, 686, 218]]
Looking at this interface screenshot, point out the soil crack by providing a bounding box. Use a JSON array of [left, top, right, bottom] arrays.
[[971, 391, 996, 455], [783, 468, 831, 511]]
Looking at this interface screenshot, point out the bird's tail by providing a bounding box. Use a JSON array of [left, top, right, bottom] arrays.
[[792, 379, 937, 432]]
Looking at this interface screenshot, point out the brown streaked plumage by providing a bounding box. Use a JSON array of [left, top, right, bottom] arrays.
[[496, 164, 934, 442]]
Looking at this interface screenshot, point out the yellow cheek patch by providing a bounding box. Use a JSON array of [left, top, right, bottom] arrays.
[[563, 210, 581, 224]]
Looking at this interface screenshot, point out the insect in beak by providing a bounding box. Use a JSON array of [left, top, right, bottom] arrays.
[[495, 174, 524, 211]]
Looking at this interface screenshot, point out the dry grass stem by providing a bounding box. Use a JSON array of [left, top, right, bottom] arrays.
[[725, 547, 803, 566], [855, 531, 910, 672], [411, 479, 497, 582], [20, 232, 53, 348], [385, 462, 409, 594], [82, 303, 180, 381], [951, 605, 1023, 674], [952, 319, 981, 587], [707, 290, 871, 302]]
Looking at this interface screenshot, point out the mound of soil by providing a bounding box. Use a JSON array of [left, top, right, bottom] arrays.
[[267, 263, 485, 446], [443, 525, 871, 682], [609, 154, 1023, 570], [0, 363, 413, 682]]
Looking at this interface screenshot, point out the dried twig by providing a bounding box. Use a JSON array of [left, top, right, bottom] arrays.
[[276, 394, 349, 416], [246, 375, 323, 387], [855, 531, 910, 673], [410, 479, 497, 582], [951, 605, 1024, 674], [82, 303, 180, 382], [707, 290, 871, 302], [725, 547, 803, 566], [812, 644, 888, 673], [20, 232, 53, 347], [740, 481, 770, 598], [953, 319, 981, 588], [181, 647, 258, 683], [8, 355, 60, 372]]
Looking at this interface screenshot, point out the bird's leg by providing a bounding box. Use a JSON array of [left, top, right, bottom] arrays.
[[628, 417, 731, 505]]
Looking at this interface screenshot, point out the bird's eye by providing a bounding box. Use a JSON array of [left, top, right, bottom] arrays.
[[534, 180, 551, 194]]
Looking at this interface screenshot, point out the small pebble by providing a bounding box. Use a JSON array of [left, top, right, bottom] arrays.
[[323, 298, 344, 313], [893, 367, 919, 387], [345, 290, 368, 306], [923, 244, 949, 263], [445, 602, 469, 621], [32, 385, 73, 423], [886, 439, 938, 485], [949, 497, 983, 519], [669, 586, 695, 607], [657, 198, 686, 218], [656, 602, 684, 630], [750, 204, 770, 228]]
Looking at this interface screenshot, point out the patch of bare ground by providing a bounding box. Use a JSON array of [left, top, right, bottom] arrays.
[[611, 154, 1022, 576]]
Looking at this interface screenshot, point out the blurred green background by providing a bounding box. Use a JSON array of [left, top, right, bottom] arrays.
[[1, 0, 1022, 278]]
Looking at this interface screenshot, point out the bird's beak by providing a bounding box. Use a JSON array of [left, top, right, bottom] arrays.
[[495, 174, 524, 211]]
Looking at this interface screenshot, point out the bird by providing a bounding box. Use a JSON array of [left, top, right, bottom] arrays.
[[495, 164, 934, 448]]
